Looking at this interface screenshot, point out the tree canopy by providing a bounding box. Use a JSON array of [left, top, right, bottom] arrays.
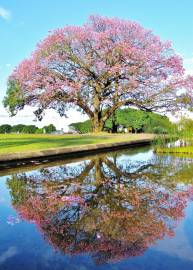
[[43, 124, 57, 134], [4, 15, 193, 132], [0, 124, 12, 134]]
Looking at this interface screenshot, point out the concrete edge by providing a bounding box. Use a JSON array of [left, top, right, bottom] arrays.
[[0, 137, 154, 164]]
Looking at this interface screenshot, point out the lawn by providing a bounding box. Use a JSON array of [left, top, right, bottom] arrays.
[[0, 133, 154, 155]]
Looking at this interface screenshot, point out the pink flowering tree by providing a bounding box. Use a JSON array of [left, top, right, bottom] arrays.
[[4, 15, 193, 132]]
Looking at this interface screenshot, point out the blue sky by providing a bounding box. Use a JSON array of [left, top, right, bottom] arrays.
[[0, 0, 193, 129]]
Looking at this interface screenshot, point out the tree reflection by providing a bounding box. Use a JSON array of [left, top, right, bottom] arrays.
[[7, 152, 193, 264]]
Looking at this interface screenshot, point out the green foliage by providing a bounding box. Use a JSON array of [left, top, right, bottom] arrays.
[[179, 118, 193, 139], [11, 124, 26, 133], [154, 118, 193, 154], [21, 125, 37, 134], [105, 108, 174, 133], [35, 128, 44, 134], [0, 124, 12, 133], [152, 127, 168, 134], [3, 81, 24, 116], [43, 124, 56, 134], [143, 112, 175, 134], [7, 175, 28, 206], [69, 120, 92, 134], [117, 109, 146, 133], [0, 124, 57, 134], [69, 108, 174, 134]]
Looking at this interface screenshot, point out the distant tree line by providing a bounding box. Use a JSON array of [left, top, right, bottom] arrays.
[[69, 108, 175, 134], [0, 124, 56, 134]]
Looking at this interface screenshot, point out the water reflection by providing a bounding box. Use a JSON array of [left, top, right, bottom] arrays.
[[6, 149, 193, 265]]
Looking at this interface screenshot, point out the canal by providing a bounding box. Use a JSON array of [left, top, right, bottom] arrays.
[[0, 146, 193, 270]]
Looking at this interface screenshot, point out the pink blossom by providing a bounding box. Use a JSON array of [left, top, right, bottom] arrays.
[[6, 15, 193, 121], [61, 195, 85, 204]]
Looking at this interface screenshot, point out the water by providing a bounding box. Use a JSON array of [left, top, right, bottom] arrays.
[[167, 139, 193, 148], [0, 146, 193, 270]]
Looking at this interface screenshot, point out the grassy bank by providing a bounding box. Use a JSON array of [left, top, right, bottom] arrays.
[[0, 133, 154, 155], [156, 146, 193, 155]]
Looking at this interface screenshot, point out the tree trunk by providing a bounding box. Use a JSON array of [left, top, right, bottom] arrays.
[[112, 120, 118, 133], [92, 89, 104, 133], [111, 110, 118, 133], [92, 115, 104, 132], [95, 157, 103, 184]]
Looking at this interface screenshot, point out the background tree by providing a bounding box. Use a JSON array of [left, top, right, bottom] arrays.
[[4, 15, 193, 132], [0, 124, 12, 133], [21, 125, 37, 134], [11, 124, 26, 133], [69, 120, 92, 133], [0, 124, 57, 134], [35, 128, 44, 134], [43, 124, 56, 133]]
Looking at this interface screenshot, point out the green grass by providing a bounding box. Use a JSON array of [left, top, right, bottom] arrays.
[[0, 133, 154, 155], [156, 146, 193, 154]]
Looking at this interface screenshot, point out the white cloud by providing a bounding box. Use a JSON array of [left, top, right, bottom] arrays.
[[0, 246, 18, 264], [0, 6, 11, 21], [154, 204, 193, 262], [0, 105, 89, 131], [168, 110, 193, 122]]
